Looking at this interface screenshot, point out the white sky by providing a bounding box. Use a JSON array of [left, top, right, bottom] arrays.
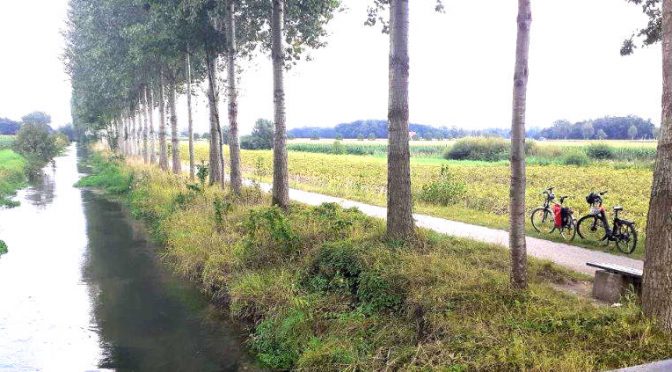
[[0, 0, 662, 134]]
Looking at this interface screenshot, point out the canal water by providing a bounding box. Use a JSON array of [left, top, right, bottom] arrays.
[[0, 145, 257, 371]]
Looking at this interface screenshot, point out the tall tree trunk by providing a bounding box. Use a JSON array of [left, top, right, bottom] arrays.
[[118, 118, 124, 155], [142, 97, 148, 163], [186, 52, 195, 180], [148, 86, 156, 164], [123, 117, 129, 156], [134, 111, 141, 157], [643, 0, 672, 333], [386, 0, 414, 240], [205, 48, 222, 185], [158, 71, 169, 171], [168, 78, 181, 174], [227, 0, 243, 195], [218, 117, 226, 189], [271, 0, 289, 209], [509, 0, 532, 290], [131, 113, 137, 156]]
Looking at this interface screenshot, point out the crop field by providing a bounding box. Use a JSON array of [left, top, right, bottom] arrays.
[[184, 142, 653, 257], [286, 138, 658, 164]]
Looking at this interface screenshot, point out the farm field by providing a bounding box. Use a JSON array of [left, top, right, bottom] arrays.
[[184, 142, 653, 258]]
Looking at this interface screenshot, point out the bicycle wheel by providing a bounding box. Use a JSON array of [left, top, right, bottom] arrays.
[[577, 215, 607, 243], [560, 218, 577, 241], [531, 207, 555, 234], [616, 223, 638, 254]]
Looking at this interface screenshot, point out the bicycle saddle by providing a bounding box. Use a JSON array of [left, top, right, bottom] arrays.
[[613, 206, 623, 211]]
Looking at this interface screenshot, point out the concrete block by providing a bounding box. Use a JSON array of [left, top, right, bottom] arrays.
[[592, 270, 627, 303]]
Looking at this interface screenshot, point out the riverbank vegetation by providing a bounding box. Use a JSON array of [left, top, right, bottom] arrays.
[[0, 121, 69, 207], [185, 142, 653, 258], [0, 150, 28, 207], [78, 152, 672, 370]]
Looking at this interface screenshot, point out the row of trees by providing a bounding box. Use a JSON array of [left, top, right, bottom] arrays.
[[535, 116, 658, 140], [66, 0, 339, 197], [288, 115, 658, 141], [67, 0, 672, 334]]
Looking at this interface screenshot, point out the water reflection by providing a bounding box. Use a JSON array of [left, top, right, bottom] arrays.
[[0, 145, 257, 371], [81, 192, 253, 371], [24, 162, 56, 207]]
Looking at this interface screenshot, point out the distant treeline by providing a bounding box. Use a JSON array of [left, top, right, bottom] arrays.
[[0, 118, 21, 135], [532, 116, 657, 140], [288, 116, 658, 140], [288, 120, 508, 140]]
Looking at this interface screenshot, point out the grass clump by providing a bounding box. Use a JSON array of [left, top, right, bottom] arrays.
[[76, 153, 132, 194], [562, 149, 590, 166], [418, 165, 467, 205], [84, 152, 672, 371]]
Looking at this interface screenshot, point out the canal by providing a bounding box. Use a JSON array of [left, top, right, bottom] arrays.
[[0, 145, 257, 371]]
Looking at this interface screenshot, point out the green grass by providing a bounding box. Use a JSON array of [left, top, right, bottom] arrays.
[[0, 135, 15, 150], [0, 149, 27, 207], [190, 145, 653, 259], [83, 151, 672, 371], [76, 153, 132, 194]]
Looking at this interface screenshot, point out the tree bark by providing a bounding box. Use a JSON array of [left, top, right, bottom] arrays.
[[386, 0, 414, 240], [168, 78, 181, 174], [643, 0, 672, 333], [509, 0, 532, 290], [119, 118, 126, 155], [131, 113, 138, 157], [142, 95, 148, 163], [227, 0, 243, 195], [205, 49, 222, 185], [158, 71, 169, 171], [146, 86, 155, 164], [271, 0, 289, 209], [186, 52, 195, 180]]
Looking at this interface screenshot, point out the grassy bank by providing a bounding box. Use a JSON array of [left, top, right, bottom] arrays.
[[80, 152, 672, 370], [185, 143, 652, 258], [0, 149, 27, 207]]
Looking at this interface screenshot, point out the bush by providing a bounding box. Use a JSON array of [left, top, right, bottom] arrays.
[[357, 270, 407, 313], [586, 143, 615, 160], [304, 241, 363, 295], [445, 137, 509, 161], [13, 123, 67, 163], [418, 165, 467, 205], [238, 207, 300, 267], [561, 150, 590, 166], [0, 240, 7, 255]]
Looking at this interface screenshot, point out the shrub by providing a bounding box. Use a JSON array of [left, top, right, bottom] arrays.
[[418, 165, 467, 205], [0, 240, 7, 255], [13, 123, 66, 163], [586, 143, 615, 160], [357, 270, 407, 313], [561, 150, 589, 166], [238, 206, 300, 267], [303, 241, 364, 295], [445, 137, 509, 161]]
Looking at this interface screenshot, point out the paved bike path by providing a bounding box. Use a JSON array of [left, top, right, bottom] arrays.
[[243, 179, 643, 276]]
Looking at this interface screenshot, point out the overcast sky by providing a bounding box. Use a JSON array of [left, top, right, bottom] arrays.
[[0, 0, 662, 134]]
